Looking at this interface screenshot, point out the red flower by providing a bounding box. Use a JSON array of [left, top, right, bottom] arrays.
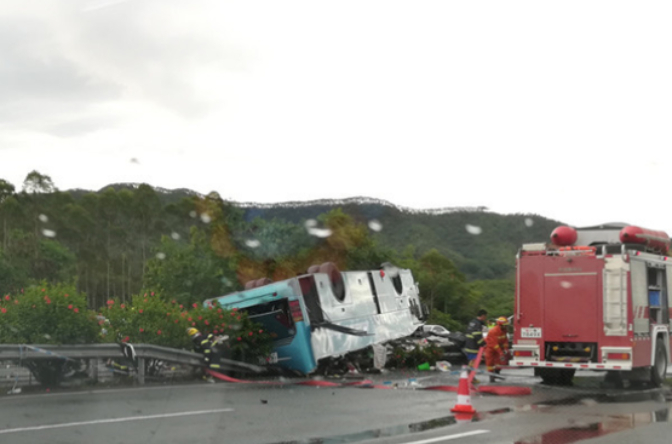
[[151, 292, 155, 296], [139, 309, 143, 314], [192, 322, 196, 326], [198, 316, 202, 321], [1, 308, 6, 314], [144, 299, 147, 303], [236, 316, 241, 321], [144, 293, 147, 297], [174, 319, 179, 323], [217, 309, 222, 313], [41, 288, 45, 292], [14, 300, 18, 305], [209, 305, 213, 310], [230, 312, 235, 317], [68, 304, 73, 310], [232, 308, 238, 312], [172, 300, 176, 304], [249, 332, 253, 336], [107, 300, 114, 305], [166, 313, 171, 317], [4, 295, 10, 301], [64, 294, 69, 298], [192, 303, 198, 308], [213, 330, 219, 334], [237, 337, 241, 341], [99, 320, 104, 325], [179, 305, 183, 309], [157, 330, 162, 335], [187, 317, 192, 322], [259, 329, 263, 334], [74, 308, 79, 313], [221, 324, 226, 328], [140, 328, 144, 332], [121, 304, 126, 309], [219, 315, 223, 319], [122, 336, 129, 343], [204, 320, 209, 325], [46, 299, 51, 304]]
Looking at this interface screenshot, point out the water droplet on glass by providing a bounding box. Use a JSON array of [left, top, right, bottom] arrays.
[[308, 228, 333, 238], [368, 220, 383, 232], [200, 213, 212, 224], [465, 224, 482, 235], [560, 281, 573, 289], [525, 218, 534, 227], [171, 232, 181, 240], [42, 229, 56, 238], [156, 252, 166, 260], [189, 211, 197, 218], [38, 214, 49, 223], [304, 219, 318, 229], [245, 239, 261, 248]]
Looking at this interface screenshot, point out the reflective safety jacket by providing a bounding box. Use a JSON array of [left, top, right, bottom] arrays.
[[464, 318, 486, 353]]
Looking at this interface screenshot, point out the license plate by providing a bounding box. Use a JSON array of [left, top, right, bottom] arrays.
[[521, 328, 542, 338]]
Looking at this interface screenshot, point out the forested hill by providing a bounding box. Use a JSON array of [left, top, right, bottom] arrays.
[[0, 173, 563, 326], [90, 183, 563, 280], [68, 182, 564, 282]]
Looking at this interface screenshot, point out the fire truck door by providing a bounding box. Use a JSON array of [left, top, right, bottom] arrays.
[[544, 273, 599, 342]]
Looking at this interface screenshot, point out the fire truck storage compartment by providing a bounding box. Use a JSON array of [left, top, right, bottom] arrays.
[[543, 271, 599, 343]]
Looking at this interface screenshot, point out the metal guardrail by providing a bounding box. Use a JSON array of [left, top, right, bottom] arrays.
[[0, 343, 264, 385]]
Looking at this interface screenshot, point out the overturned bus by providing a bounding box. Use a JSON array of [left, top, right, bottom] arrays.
[[205, 263, 427, 375]]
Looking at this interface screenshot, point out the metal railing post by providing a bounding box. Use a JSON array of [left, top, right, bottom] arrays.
[[137, 358, 145, 384]]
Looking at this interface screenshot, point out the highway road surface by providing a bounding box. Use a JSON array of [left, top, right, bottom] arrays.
[[0, 369, 669, 444]]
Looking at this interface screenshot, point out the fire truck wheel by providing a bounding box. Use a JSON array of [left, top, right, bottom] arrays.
[[651, 340, 667, 388], [537, 368, 575, 386]]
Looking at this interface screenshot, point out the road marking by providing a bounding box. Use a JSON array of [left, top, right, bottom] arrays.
[[402, 430, 490, 444], [0, 408, 234, 434]]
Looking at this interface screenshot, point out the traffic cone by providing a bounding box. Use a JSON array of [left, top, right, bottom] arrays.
[[451, 366, 476, 414]]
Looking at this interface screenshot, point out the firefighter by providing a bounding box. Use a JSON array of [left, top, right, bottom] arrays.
[[464, 309, 488, 371], [187, 327, 223, 372], [485, 316, 510, 382]]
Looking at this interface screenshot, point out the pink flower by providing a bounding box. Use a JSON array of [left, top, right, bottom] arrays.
[[174, 319, 179, 324], [217, 309, 222, 313], [64, 294, 69, 298], [259, 329, 263, 334], [1, 308, 6, 314], [151, 292, 155, 296], [120, 304, 126, 309], [237, 337, 241, 341], [172, 300, 176, 304], [74, 308, 79, 313], [107, 300, 114, 305], [157, 330, 162, 335], [139, 328, 144, 332], [192, 303, 198, 308], [4, 295, 10, 301], [68, 304, 73, 310], [198, 316, 202, 321], [179, 305, 183, 309], [249, 332, 253, 336], [139, 309, 144, 314], [204, 320, 209, 325]]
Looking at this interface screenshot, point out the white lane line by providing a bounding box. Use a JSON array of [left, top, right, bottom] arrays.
[[402, 430, 490, 444], [0, 408, 234, 435]]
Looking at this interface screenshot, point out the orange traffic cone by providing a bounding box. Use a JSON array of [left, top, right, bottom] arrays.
[[451, 366, 476, 414]]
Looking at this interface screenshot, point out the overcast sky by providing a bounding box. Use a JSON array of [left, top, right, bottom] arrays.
[[1, 1, 671, 231]]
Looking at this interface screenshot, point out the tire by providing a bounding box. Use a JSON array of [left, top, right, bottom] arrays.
[[651, 340, 668, 388], [537, 368, 575, 386]]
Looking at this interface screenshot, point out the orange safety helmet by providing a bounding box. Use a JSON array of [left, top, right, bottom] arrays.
[[496, 316, 509, 326]]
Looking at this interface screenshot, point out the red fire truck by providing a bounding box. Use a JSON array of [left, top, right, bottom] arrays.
[[511, 223, 672, 386]]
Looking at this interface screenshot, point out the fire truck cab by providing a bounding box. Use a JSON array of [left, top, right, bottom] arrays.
[[512, 223, 671, 386]]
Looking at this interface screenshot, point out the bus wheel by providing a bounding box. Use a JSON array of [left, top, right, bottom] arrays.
[[651, 340, 668, 388], [537, 368, 575, 386]]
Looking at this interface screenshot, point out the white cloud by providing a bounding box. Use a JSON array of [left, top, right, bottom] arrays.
[[1, 1, 671, 232]]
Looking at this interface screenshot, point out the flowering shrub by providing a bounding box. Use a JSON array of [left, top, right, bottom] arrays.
[[101, 291, 273, 361]]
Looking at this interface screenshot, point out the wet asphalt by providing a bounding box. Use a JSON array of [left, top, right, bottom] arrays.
[[0, 368, 669, 444]]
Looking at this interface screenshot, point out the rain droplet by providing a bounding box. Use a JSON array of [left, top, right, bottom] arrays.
[[156, 252, 166, 260], [200, 213, 212, 224], [189, 211, 197, 218], [465, 224, 482, 235], [308, 228, 333, 238], [525, 218, 534, 227], [245, 239, 261, 248], [42, 229, 56, 238], [171, 232, 181, 240], [560, 281, 573, 289], [38, 214, 49, 223], [304, 219, 318, 229], [368, 220, 383, 232]]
